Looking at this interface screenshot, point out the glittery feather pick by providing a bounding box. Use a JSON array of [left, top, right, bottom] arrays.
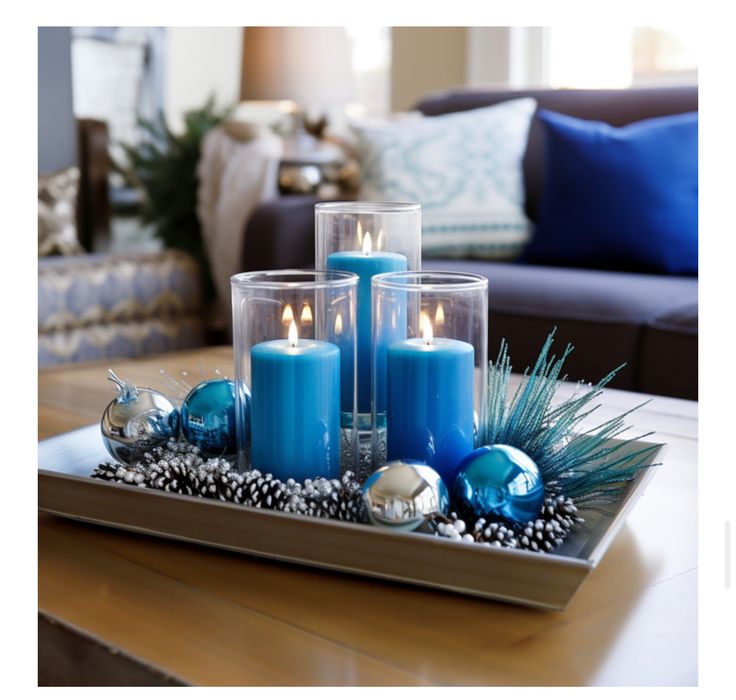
[[483, 330, 661, 509]]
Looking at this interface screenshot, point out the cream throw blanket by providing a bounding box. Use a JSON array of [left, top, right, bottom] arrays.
[[197, 125, 283, 320]]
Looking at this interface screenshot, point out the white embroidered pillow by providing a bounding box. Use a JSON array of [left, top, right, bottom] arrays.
[[353, 98, 536, 260]]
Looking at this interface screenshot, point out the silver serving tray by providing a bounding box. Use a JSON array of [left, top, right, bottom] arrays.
[[38, 425, 665, 611]]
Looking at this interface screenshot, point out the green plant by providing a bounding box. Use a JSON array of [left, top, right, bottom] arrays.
[[121, 97, 231, 301]]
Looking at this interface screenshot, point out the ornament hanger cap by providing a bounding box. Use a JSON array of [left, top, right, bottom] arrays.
[[108, 368, 139, 402]]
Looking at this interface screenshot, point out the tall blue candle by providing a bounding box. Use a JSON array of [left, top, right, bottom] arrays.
[[327, 232, 407, 415], [386, 316, 475, 484], [250, 321, 340, 481]]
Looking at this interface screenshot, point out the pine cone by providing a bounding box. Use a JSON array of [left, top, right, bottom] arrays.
[[188, 458, 237, 500], [91, 462, 123, 482], [237, 470, 289, 510], [148, 459, 198, 496], [215, 469, 246, 503], [472, 517, 520, 548], [517, 518, 562, 552], [302, 477, 343, 518], [433, 513, 520, 548], [278, 472, 366, 523], [302, 473, 367, 522], [335, 490, 367, 523], [432, 494, 584, 553], [91, 461, 148, 487], [542, 494, 584, 530], [93, 440, 365, 524], [516, 494, 584, 553], [336, 471, 368, 523]]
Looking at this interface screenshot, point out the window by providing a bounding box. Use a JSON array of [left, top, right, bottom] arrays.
[[345, 26, 391, 116], [71, 27, 165, 160], [632, 26, 698, 85], [543, 25, 697, 89]]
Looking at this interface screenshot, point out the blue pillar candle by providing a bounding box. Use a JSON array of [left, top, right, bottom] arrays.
[[327, 232, 407, 415], [386, 315, 475, 485], [373, 294, 407, 422], [250, 321, 340, 481]]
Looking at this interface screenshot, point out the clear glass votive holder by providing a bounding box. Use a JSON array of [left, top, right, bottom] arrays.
[[231, 270, 358, 480], [371, 271, 488, 486], [315, 202, 421, 431]]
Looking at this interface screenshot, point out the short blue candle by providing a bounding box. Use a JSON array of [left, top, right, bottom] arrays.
[[327, 238, 407, 415], [250, 333, 340, 481], [386, 332, 475, 484]]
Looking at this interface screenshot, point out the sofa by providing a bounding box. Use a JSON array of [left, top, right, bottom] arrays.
[[38, 119, 206, 368], [38, 250, 205, 367], [240, 86, 698, 400]]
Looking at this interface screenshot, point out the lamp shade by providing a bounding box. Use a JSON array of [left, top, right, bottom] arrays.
[[241, 27, 353, 109]]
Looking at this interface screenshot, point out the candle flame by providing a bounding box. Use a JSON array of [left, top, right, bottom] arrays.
[[421, 312, 433, 345], [356, 220, 363, 247], [282, 304, 294, 324], [434, 303, 445, 326], [363, 231, 372, 255], [376, 229, 384, 251], [335, 312, 343, 335], [288, 320, 298, 347], [301, 303, 313, 324]]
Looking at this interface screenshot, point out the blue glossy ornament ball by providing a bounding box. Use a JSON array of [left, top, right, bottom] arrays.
[[181, 379, 239, 458], [453, 445, 545, 524]]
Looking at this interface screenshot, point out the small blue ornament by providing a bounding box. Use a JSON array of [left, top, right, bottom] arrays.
[[453, 445, 544, 524], [181, 379, 240, 458]]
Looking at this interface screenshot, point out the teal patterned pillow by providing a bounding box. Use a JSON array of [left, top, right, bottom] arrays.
[[353, 98, 536, 260]]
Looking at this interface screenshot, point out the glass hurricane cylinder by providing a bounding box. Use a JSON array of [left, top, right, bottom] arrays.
[[231, 270, 358, 480], [371, 271, 488, 486], [315, 202, 421, 431]]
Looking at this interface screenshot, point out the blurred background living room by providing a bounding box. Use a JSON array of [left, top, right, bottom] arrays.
[[38, 26, 697, 399]]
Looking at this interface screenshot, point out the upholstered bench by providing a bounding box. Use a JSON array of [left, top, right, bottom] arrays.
[[38, 250, 205, 367]]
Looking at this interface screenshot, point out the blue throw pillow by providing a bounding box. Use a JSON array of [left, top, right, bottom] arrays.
[[525, 109, 698, 275]]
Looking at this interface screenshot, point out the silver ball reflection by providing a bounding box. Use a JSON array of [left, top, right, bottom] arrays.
[[362, 460, 449, 531]]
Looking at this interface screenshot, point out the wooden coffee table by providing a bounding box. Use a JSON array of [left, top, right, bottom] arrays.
[[38, 346, 697, 686]]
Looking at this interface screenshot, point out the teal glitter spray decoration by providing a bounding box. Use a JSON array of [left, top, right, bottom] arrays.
[[480, 329, 662, 510]]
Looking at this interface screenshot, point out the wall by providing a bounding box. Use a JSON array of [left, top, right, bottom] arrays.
[[165, 28, 243, 132], [467, 27, 512, 87], [38, 27, 77, 173], [390, 27, 468, 112], [390, 27, 515, 111]]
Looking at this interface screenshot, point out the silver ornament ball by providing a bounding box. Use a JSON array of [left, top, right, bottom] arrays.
[[362, 460, 449, 531], [101, 370, 180, 465]]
